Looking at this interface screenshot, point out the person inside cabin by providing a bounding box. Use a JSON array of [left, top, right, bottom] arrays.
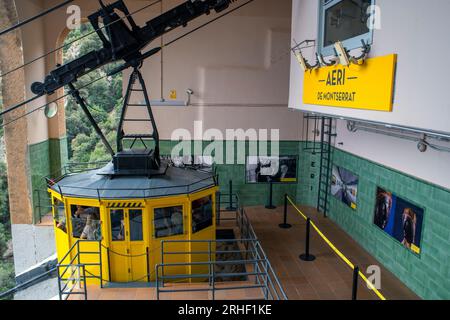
[[72, 205, 100, 240], [154, 206, 184, 238], [170, 207, 183, 235]]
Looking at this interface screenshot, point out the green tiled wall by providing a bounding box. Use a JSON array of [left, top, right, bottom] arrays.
[[326, 148, 450, 300], [29, 137, 68, 223]]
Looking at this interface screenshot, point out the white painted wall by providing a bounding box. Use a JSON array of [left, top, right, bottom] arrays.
[[289, 0, 450, 189], [289, 0, 450, 134]]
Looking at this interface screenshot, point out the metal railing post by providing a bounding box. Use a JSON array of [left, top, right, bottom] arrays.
[[217, 192, 221, 226], [212, 258, 216, 301], [208, 241, 212, 286], [57, 266, 62, 300], [264, 260, 269, 300], [146, 247, 150, 283], [299, 218, 316, 262], [99, 241, 103, 288], [352, 266, 359, 300], [82, 265, 87, 301], [107, 247, 112, 282], [279, 194, 292, 229], [156, 265, 160, 300], [161, 241, 165, 288], [226, 180, 236, 211]]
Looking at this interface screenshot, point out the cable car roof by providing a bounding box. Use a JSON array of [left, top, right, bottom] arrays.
[[49, 163, 216, 200]]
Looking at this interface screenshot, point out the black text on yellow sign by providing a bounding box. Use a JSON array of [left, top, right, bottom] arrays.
[[303, 54, 397, 112]]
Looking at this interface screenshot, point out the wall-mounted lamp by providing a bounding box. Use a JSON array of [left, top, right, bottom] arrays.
[[291, 39, 319, 72], [333, 40, 371, 66], [44, 102, 58, 119], [293, 49, 319, 72], [334, 41, 351, 66]]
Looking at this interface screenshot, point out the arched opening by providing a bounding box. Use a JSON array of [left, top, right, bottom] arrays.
[[55, 22, 123, 164]]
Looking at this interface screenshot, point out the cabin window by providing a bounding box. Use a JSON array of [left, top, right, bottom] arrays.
[[192, 196, 213, 234], [154, 206, 184, 239], [71, 205, 101, 240], [53, 198, 67, 233], [110, 209, 125, 241], [318, 0, 375, 56], [129, 209, 143, 241]]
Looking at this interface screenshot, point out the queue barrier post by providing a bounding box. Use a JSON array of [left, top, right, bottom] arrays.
[[299, 218, 316, 262], [352, 266, 359, 300], [279, 194, 292, 229]]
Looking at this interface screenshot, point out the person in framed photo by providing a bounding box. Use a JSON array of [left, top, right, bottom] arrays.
[[401, 208, 417, 249], [374, 190, 392, 230]]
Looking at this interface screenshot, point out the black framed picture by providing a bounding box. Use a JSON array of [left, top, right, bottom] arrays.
[[246, 156, 298, 184], [373, 187, 425, 256]]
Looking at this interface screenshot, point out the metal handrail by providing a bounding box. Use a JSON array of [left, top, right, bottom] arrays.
[[156, 194, 288, 300], [57, 240, 103, 300]]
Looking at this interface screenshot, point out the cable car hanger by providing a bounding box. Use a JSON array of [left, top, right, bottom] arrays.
[[0, 0, 254, 130]]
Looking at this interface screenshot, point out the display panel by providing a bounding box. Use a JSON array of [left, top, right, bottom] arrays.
[[246, 156, 298, 184], [373, 187, 424, 255]]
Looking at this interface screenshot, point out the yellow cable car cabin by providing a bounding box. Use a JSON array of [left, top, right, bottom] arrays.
[[48, 157, 218, 285]]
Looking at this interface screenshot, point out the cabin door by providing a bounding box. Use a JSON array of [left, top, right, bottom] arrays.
[[109, 208, 147, 283]]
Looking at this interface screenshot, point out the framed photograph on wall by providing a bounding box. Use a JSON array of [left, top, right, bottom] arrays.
[[246, 156, 298, 184], [331, 165, 359, 210], [373, 187, 424, 255]]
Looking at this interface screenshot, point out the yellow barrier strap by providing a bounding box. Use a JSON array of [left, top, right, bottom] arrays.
[[286, 196, 387, 301]]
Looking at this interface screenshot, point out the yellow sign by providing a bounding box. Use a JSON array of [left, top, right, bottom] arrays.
[[169, 90, 177, 100], [303, 54, 397, 111]]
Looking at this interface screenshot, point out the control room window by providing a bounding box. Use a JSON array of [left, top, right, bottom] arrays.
[[71, 205, 101, 240], [318, 0, 375, 56], [53, 198, 67, 233], [154, 206, 184, 239], [192, 196, 213, 234]]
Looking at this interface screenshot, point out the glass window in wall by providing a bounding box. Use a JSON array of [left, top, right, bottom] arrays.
[[154, 206, 184, 239], [192, 196, 213, 234], [71, 205, 101, 240], [54, 198, 67, 233], [110, 209, 125, 241], [129, 210, 143, 241]]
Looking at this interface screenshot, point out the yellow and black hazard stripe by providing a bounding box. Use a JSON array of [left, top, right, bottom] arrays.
[[106, 202, 144, 209]]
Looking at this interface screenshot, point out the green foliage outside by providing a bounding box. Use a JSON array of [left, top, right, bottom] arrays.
[[63, 23, 123, 164]]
